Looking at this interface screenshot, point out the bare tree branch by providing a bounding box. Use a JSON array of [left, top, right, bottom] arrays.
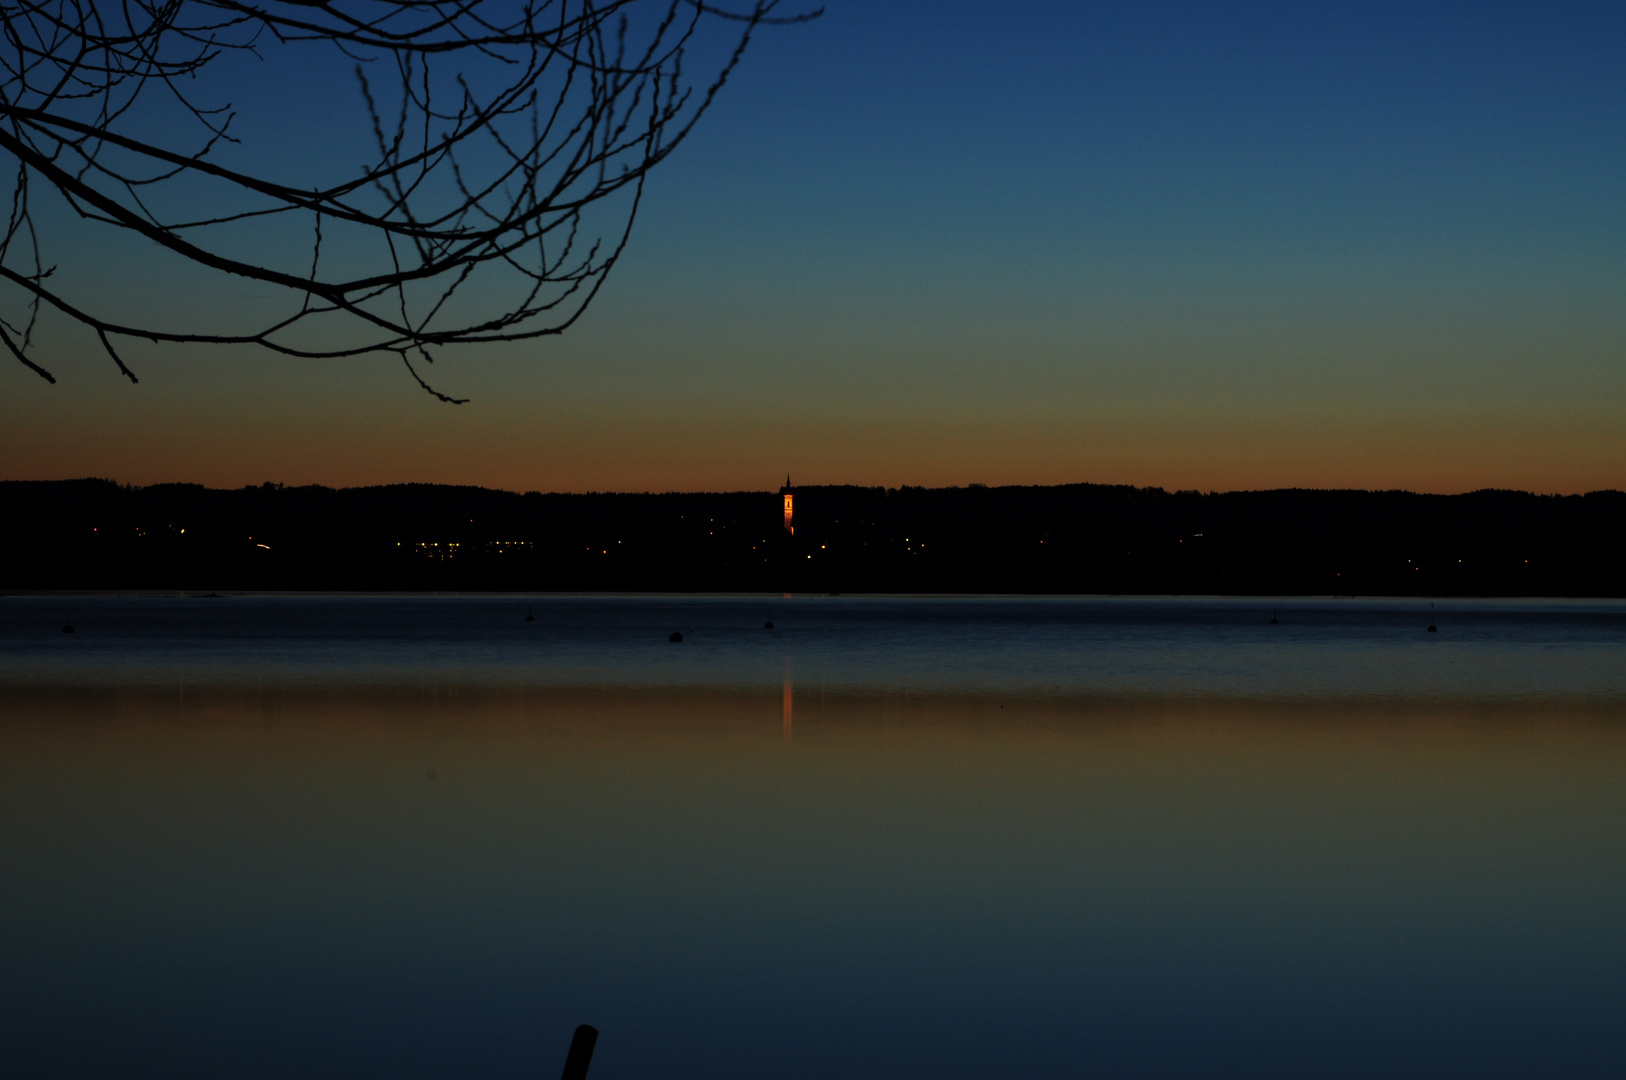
[[0, 0, 819, 400]]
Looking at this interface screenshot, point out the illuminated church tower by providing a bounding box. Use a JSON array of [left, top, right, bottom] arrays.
[[780, 474, 794, 535]]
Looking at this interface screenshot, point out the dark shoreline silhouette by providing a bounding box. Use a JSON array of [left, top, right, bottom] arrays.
[[2, 478, 1622, 596]]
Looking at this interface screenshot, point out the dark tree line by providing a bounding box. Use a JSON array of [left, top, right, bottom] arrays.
[[3, 479, 1624, 595], [1, 0, 813, 397]]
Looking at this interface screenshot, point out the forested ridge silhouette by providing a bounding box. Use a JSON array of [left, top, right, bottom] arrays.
[[3, 478, 1622, 595]]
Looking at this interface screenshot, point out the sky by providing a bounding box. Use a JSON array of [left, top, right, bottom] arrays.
[[3, 0, 1625, 493]]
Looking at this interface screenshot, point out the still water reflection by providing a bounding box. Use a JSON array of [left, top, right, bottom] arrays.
[[2, 596, 1625, 1077]]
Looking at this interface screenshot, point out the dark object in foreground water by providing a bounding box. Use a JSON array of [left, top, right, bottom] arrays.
[[1428, 623, 1438, 632], [1269, 610, 1279, 625], [669, 631, 683, 643], [525, 605, 535, 623], [764, 620, 774, 629], [61, 622, 74, 634], [559, 1024, 598, 1080]]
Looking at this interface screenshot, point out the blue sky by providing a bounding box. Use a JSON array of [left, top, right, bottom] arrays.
[[3, 0, 1623, 491]]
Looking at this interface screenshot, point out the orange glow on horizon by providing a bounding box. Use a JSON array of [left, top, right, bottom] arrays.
[[3, 381, 1623, 497]]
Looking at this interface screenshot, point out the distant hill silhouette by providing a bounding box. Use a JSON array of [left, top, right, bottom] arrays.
[[2, 479, 1622, 595]]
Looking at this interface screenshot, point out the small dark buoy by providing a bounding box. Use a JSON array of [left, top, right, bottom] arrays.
[[61, 623, 75, 634], [1427, 624, 1438, 633], [669, 631, 683, 643], [1269, 609, 1279, 625], [525, 605, 535, 623], [764, 620, 774, 629]]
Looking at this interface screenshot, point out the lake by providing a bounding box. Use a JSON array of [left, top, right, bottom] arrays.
[[3, 595, 1625, 1077]]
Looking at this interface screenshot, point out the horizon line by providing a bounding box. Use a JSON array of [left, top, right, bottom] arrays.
[[5, 476, 1623, 501]]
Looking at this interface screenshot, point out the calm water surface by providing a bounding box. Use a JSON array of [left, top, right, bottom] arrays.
[[2, 595, 1624, 1077]]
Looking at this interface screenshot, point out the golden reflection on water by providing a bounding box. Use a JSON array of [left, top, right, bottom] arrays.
[[5, 684, 1625, 795]]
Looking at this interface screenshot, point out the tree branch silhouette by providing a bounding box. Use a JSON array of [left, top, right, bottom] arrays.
[[0, 0, 817, 399]]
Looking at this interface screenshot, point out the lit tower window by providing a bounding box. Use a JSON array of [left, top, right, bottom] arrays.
[[780, 474, 794, 535]]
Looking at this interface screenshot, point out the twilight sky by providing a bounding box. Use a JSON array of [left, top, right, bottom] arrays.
[[3, 0, 1624, 493]]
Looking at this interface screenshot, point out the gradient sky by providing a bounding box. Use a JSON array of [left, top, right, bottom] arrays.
[[3, 0, 1624, 493]]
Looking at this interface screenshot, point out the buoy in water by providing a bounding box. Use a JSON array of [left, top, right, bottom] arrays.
[[61, 623, 74, 634], [764, 620, 774, 629], [1269, 609, 1279, 625], [1427, 624, 1438, 633], [669, 631, 683, 643], [525, 606, 535, 623]]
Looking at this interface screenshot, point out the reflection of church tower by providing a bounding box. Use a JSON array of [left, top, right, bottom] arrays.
[[780, 474, 794, 535]]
